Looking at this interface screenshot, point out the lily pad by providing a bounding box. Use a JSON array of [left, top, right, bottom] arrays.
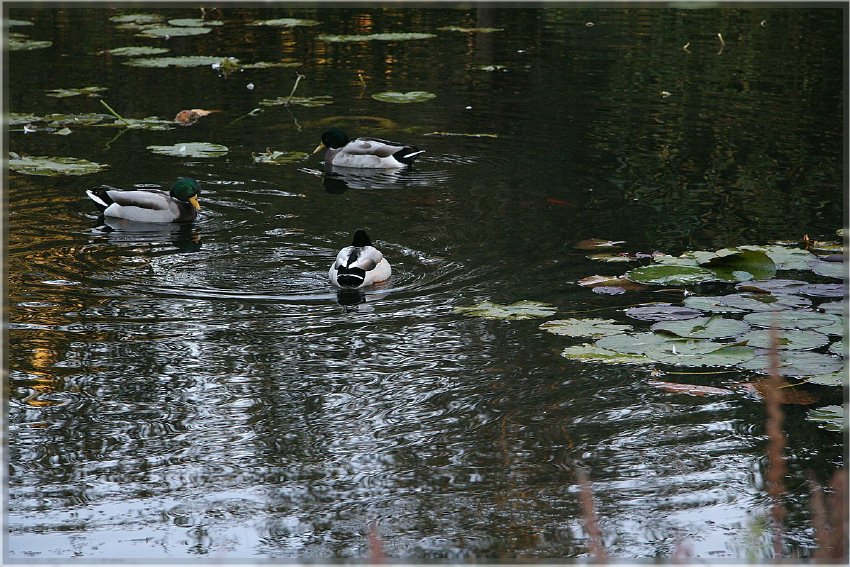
[[649, 344, 757, 367], [743, 310, 841, 331], [45, 86, 108, 98], [8, 35, 52, 51], [94, 116, 175, 130], [7, 113, 44, 126], [249, 18, 320, 27], [735, 279, 809, 295], [8, 154, 109, 176], [739, 350, 844, 377], [371, 91, 436, 104], [454, 300, 556, 320], [98, 46, 170, 57], [146, 142, 229, 158], [109, 13, 164, 25], [318, 32, 437, 42], [808, 259, 845, 279], [625, 264, 717, 285], [651, 316, 750, 339], [683, 296, 748, 314], [713, 292, 812, 312], [123, 55, 229, 68], [587, 253, 635, 263], [828, 340, 847, 357], [797, 283, 846, 298], [438, 26, 504, 33], [806, 367, 846, 387], [136, 26, 213, 38], [740, 244, 818, 271], [701, 249, 776, 282], [577, 275, 646, 292], [560, 343, 651, 365], [805, 405, 845, 432], [625, 303, 702, 322], [738, 329, 830, 351], [539, 318, 632, 338], [253, 150, 310, 165], [819, 300, 847, 315], [6, 19, 33, 26], [596, 332, 680, 355], [168, 18, 224, 27], [259, 95, 334, 107]]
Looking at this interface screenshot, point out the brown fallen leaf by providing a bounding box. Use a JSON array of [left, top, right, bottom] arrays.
[[577, 274, 647, 291], [574, 237, 626, 250], [749, 378, 820, 405], [647, 380, 734, 396], [174, 108, 221, 126]]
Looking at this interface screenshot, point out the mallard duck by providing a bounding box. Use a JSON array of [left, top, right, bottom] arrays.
[[313, 127, 424, 169], [86, 178, 201, 223], [329, 230, 392, 288]]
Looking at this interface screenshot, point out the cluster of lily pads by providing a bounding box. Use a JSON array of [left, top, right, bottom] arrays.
[[455, 239, 847, 432]]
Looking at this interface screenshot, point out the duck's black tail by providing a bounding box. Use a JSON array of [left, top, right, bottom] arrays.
[[85, 187, 114, 211], [393, 146, 425, 165], [335, 265, 366, 288]]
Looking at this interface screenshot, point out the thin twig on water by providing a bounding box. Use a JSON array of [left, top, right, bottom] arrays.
[[285, 73, 306, 107], [99, 99, 127, 124]]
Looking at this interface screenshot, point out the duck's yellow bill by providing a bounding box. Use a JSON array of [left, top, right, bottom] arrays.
[[189, 195, 201, 211], [312, 142, 326, 155]]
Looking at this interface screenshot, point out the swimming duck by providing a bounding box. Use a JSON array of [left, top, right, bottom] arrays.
[[329, 230, 392, 289], [86, 178, 201, 223], [313, 127, 424, 169]]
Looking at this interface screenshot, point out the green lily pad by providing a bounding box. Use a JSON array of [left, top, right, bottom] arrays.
[[814, 317, 845, 337], [739, 350, 844, 377], [806, 367, 846, 387], [735, 279, 809, 295], [8, 35, 52, 51], [625, 303, 702, 322], [596, 332, 680, 355], [98, 46, 170, 57], [146, 142, 229, 158], [8, 154, 109, 176], [253, 150, 310, 165], [561, 343, 651, 365], [808, 259, 845, 279], [744, 310, 841, 331], [94, 116, 175, 130], [649, 343, 757, 367], [136, 26, 213, 38], [828, 340, 847, 357], [651, 316, 750, 339], [683, 296, 748, 314], [168, 18, 224, 27], [454, 300, 556, 320], [805, 405, 845, 432], [7, 113, 43, 126], [7, 19, 33, 26], [625, 264, 716, 285], [539, 318, 632, 338], [259, 95, 334, 107], [45, 86, 108, 98], [318, 32, 436, 42], [740, 245, 818, 271], [739, 329, 830, 350], [819, 300, 846, 315], [123, 55, 228, 68], [701, 249, 776, 282], [249, 18, 320, 27], [713, 292, 812, 312], [438, 26, 504, 33], [109, 13, 164, 25], [371, 91, 437, 104]]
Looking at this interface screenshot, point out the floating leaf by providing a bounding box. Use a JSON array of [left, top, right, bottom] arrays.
[[168, 18, 224, 27], [740, 350, 844, 377], [593, 286, 626, 295], [371, 91, 436, 104], [146, 142, 229, 158], [625, 303, 703, 322], [740, 244, 817, 271], [743, 310, 841, 331], [651, 316, 750, 339], [797, 283, 846, 298], [248, 18, 320, 27], [819, 300, 846, 315], [438, 26, 504, 33], [259, 95, 334, 107], [7, 19, 33, 26], [318, 32, 436, 42], [806, 405, 845, 431], [735, 279, 809, 295], [806, 367, 846, 387], [828, 340, 847, 357], [577, 275, 647, 292], [709, 292, 812, 312], [454, 300, 556, 320], [98, 46, 170, 57], [647, 380, 734, 396], [124, 55, 229, 68], [137, 26, 213, 38], [574, 238, 625, 250], [8, 35, 52, 51], [7, 113, 44, 126], [808, 259, 845, 279], [596, 333, 756, 367], [240, 61, 302, 69], [560, 343, 651, 365], [625, 264, 716, 285], [596, 332, 682, 355], [45, 86, 108, 98], [738, 329, 830, 350], [109, 13, 164, 25], [587, 253, 635, 263], [540, 318, 632, 338], [94, 116, 175, 130], [174, 108, 219, 125], [701, 249, 776, 282], [253, 150, 310, 165], [683, 296, 748, 314], [8, 154, 109, 176]]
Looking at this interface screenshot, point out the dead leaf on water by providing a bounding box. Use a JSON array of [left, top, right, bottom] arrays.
[[174, 108, 220, 126]]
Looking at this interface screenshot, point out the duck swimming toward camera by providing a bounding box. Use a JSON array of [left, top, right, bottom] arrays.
[[86, 178, 201, 223], [313, 127, 424, 169], [329, 230, 392, 289]]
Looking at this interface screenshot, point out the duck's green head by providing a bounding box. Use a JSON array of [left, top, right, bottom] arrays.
[[314, 127, 350, 153], [170, 178, 201, 211]]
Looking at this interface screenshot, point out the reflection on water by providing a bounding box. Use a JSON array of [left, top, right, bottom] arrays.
[[7, 5, 845, 561]]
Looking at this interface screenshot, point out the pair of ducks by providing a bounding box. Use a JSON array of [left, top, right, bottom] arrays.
[[86, 128, 421, 289]]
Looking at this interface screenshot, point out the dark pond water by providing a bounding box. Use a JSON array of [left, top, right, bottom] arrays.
[[6, 4, 846, 560]]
